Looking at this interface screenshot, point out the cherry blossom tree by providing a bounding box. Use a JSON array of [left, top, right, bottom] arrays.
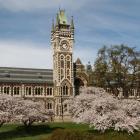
[[0, 112, 10, 127], [0, 95, 18, 126], [0, 95, 49, 127], [68, 87, 140, 133], [14, 100, 49, 127]]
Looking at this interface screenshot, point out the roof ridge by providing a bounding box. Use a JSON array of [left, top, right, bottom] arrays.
[[0, 67, 53, 71]]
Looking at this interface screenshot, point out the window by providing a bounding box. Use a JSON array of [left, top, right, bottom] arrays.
[[29, 87, 31, 95], [47, 102, 53, 109], [61, 60, 64, 68], [4, 87, 10, 94], [14, 87, 20, 95], [35, 87, 43, 95], [130, 89, 134, 96], [50, 88, 52, 95], [26, 87, 31, 95], [67, 61, 70, 68], [4, 87, 6, 93], [47, 88, 53, 96], [66, 56, 71, 69], [61, 84, 69, 96], [61, 69, 64, 80], [60, 55, 64, 60], [47, 88, 49, 95], [64, 104, 68, 112]]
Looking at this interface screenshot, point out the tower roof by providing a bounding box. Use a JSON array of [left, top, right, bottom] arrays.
[[58, 10, 68, 25], [75, 58, 82, 65]]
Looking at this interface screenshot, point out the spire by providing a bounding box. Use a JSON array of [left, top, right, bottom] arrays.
[[71, 16, 74, 29], [51, 19, 55, 32], [56, 13, 59, 26]]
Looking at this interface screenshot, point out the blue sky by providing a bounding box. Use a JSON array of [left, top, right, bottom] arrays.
[[0, 0, 140, 68]]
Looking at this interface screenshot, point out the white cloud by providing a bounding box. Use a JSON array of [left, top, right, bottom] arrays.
[[0, 40, 97, 69], [0, 0, 87, 12], [0, 40, 53, 69]]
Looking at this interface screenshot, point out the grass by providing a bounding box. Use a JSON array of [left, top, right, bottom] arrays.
[[0, 123, 89, 140], [0, 122, 140, 140]]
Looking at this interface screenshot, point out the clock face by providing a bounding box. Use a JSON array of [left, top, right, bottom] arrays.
[[61, 43, 69, 50]]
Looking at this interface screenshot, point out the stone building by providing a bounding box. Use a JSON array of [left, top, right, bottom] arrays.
[[0, 10, 92, 121]]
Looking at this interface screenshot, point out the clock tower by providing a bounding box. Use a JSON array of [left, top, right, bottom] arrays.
[[51, 10, 74, 119]]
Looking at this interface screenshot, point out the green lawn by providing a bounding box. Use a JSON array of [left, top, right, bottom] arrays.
[[0, 123, 140, 140], [0, 123, 89, 140]]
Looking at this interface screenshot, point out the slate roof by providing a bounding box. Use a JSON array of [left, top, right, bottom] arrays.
[[0, 67, 53, 85]]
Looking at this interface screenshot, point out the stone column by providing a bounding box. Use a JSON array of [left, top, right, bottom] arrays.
[[21, 84, 25, 97], [30, 86, 32, 96], [9, 86, 12, 96]]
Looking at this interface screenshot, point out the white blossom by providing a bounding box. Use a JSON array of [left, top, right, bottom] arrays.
[[68, 87, 140, 133], [0, 95, 50, 127]]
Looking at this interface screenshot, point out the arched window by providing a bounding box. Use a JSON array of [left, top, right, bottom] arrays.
[[66, 55, 71, 69], [63, 86, 65, 95], [50, 88, 52, 95], [14, 87, 20, 95], [4, 87, 7, 94], [47, 102, 53, 109], [67, 69, 70, 75], [7, 87, 10, 94], [61, 69, 64, 80], [41, 88, 43, 95], [47, 88, 53, 96], [17, 87, 19, 95], [38, 88, 40, 95], [66, 55, 70, 61], [26, 87, 28, 95], [61, 60, 64, 68], [60, 55, 64, 60], [64, 104, 68, 112], [60, 55, 64, 68], [61, 84, 69, 96], [34, 87, 43, 95], [4, 87, 10, 94], [66, 86, 68, 95], [35, 88, 38, 95], [29, 87, 31, 95], [14, 87, 16, 95], [47, 88, 49, 95], [26, 87, 31, 95]]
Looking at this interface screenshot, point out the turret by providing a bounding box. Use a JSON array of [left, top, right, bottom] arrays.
[[70, 16, 74, 29], [51, 19, 55, 33], [56, 13, 59, 26]]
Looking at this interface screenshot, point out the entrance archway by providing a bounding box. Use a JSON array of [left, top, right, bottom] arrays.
[[74, 78, 84, 95]]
